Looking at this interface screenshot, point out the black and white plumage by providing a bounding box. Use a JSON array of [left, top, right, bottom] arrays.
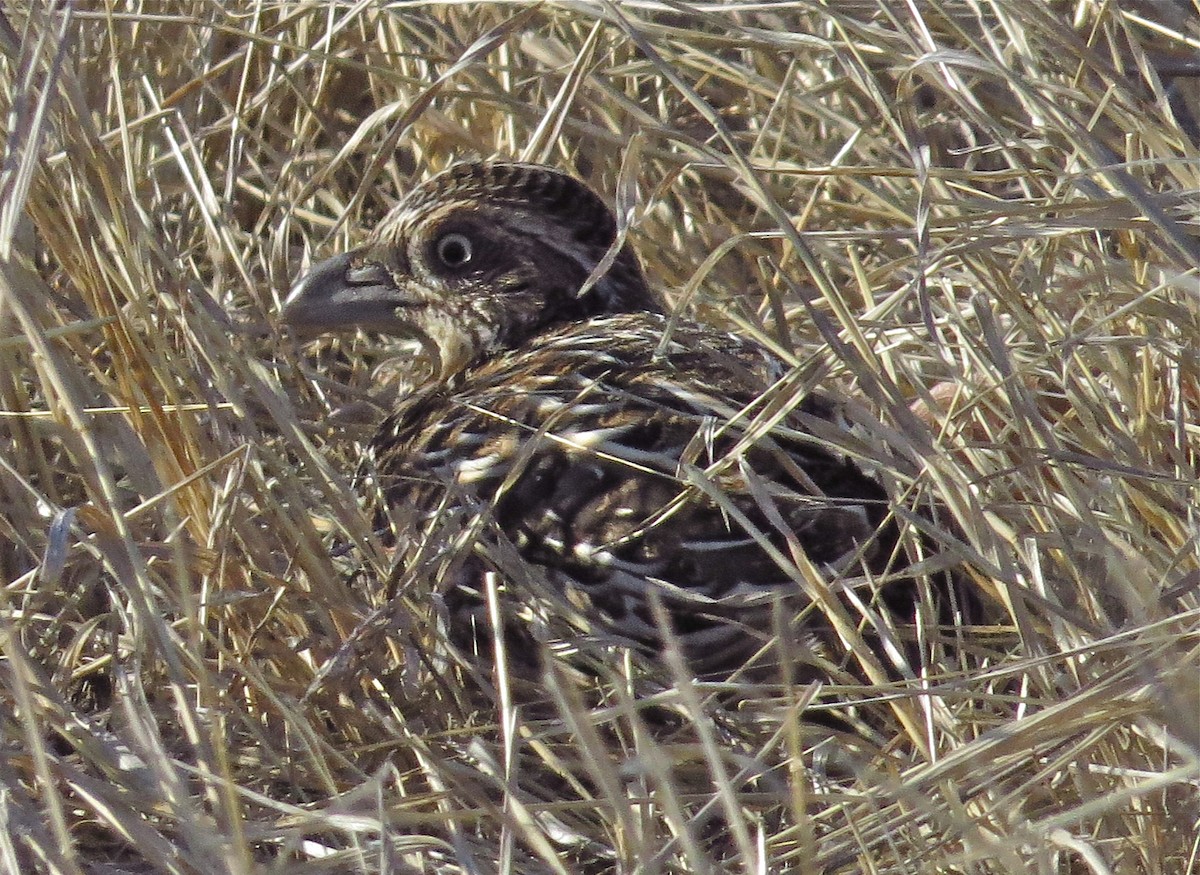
[[284, 161, 915, 671]]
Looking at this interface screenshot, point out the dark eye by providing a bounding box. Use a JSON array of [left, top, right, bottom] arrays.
[[436, 233, 473, 269]]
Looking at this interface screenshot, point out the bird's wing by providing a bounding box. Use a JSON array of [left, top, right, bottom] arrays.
[[369, 315, 898, 655]]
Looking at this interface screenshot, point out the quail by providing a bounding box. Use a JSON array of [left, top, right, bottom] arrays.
[[284, 161, 927, 673]]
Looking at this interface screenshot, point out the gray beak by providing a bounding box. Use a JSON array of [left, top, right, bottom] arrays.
[[283, 253, 411, 333]]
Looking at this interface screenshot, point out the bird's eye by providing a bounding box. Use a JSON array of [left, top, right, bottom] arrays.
[[436, 233, 473, 269]]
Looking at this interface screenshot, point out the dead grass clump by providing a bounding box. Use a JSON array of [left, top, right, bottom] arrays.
[[0, 2, 1196, 873]]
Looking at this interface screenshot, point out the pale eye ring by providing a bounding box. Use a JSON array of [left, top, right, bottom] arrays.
[[436, 233, 473, 268]]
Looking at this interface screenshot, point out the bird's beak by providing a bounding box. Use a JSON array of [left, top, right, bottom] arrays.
[[282, 252, 414, 335]]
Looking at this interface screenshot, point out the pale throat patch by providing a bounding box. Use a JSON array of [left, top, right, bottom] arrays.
[[420, 308, 495, 380]]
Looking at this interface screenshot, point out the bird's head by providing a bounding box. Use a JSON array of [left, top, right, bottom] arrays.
[[283, 161, 660, 379]]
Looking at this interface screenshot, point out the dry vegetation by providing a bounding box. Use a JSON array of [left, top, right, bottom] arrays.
[[1, 2, 1198, 873]]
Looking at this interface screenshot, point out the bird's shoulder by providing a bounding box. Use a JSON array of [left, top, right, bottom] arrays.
[[372, 311, 794, 456], [367, 311, 877, 528]]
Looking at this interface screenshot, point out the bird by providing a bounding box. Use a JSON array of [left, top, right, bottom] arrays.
[[283, 161, 930, 675]]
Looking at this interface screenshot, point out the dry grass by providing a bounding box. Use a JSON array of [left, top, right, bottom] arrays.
[[1, 2, 1198, 873]]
